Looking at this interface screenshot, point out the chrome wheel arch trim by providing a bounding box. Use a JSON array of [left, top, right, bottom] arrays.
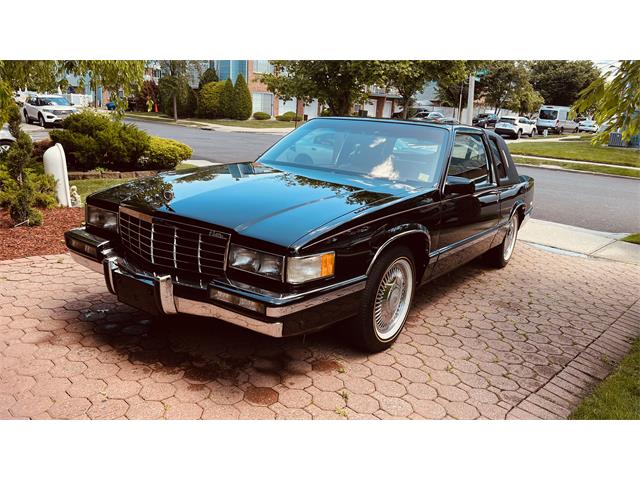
[[365, 229, 430, 276]]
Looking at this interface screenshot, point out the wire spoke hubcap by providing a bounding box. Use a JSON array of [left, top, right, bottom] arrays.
[[373, 258, 414, 340], [503, 216, 518, 261]]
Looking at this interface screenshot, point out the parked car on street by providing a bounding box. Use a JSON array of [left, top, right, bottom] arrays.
[[0, 125, 15, 153], [578, 119, 598, 133], [495, 116, 537, 139], [23, 94, 78, 127], [66, 117, 534, 352], [411, 111, 445, 122], [535, 105, 579, 134], [472, 113, 499, 129]]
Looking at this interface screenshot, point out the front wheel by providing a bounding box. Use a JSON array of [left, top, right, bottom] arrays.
[[486, 214, 519, 268], [38, 114, 46, 128], [515, 130, 521, 139], [23, 110, 30, 124], [349, 246, 415, 352], [529, 128, 535, 137]]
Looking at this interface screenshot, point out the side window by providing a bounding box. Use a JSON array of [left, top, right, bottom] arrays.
[[489, 138, 507, 179], [449, 134, 491, 185]]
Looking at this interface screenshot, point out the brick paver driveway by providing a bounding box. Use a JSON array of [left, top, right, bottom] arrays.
[[1, 243, 638, 420]]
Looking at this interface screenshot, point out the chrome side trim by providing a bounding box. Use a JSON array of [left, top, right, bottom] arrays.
[[265, 280, 365, 317], [119, 206, 153, 223], [429, 226, 498, 259], [69, 251, 103, 274], [366, 229, 429, 275], [174, 297, 283, 337], [157, 275, 178, 314]]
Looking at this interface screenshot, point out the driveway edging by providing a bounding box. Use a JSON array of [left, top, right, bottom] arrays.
[[507, 299, 640, 419]]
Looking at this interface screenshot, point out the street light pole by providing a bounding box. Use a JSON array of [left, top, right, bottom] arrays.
[[465, 74, 475, 125]]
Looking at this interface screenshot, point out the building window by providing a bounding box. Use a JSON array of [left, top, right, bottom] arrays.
[[215, 60, 248, 83], [253, 60, 274, 74], [252, 92, 273, 115]]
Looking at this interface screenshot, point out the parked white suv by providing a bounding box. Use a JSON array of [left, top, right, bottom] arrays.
[[494, 116, 536, 139], [578, 119, 598, 133], [23, 94, 78, 127]]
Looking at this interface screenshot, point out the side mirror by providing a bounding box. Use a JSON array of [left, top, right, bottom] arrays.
[[444, 176, 475, 196]]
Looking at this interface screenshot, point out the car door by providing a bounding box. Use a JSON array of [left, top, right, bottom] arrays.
[[25, 97, 36, 119], [519, 117, 531, 135], [431, 132, 501, 276]]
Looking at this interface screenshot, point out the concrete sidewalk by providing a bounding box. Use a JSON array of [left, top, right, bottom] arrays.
[[125, 113, 292, 135], [519, 218, 640, 265]]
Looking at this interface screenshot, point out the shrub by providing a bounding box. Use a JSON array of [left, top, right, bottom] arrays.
[[233, 74, 253, 120], [220, 79, 235, 119], [142, 137, 193, 170], [199, 67, 219, 89], [276, 111, 303, 122], [50, 111, 151, 171], [253, 112, 270, 120], [320, 108, 333, 117], [32, 138, 54, 162], [198, 81, 226, 118]]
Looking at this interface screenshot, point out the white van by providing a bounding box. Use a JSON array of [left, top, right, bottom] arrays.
[[536, 105, 579, 134]]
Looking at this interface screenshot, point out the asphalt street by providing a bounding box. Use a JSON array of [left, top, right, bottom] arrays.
[[99, 120, 640, 233]]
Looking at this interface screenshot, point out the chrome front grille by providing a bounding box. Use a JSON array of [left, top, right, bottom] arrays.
[[119, 207, 229, 278]]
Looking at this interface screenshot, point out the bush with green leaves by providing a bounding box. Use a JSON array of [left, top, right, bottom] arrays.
[[50, 111, 151, 171], [198, 81, 226, 118], [253, 112, 270, 120], [141, 137, 193, 170], [199, 67, 219, 89], [233, 74, 253, 120], [220, 79, 235, 119], [134, 80, 160, 112], [0, 103, 56, 226], [276, 111, 303, 122]]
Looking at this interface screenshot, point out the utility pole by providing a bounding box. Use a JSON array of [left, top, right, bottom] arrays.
[[465, 74, 475, 125]]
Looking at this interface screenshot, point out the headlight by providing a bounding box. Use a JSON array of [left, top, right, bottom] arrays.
[[286, 252, 335, 284], [228, 245, 284, 280], [86, 205, 118, 232]]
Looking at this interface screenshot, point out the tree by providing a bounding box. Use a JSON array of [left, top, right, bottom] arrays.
[[63, 60, 144, 114], [199, 67, 219, 89], [383, 61, 474, 119], [233, 74, 252, 120], [158, 76, 196, 119], [574, 60, 640, 143], [530, 60, 599, 106], [510, 82, 544, 115], [261, 61, 386, 116], [220, 78, 235, 118], [479, 61, 532, 114]]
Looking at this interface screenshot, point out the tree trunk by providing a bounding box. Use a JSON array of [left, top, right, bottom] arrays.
[[172, 94, 178, 122], [402, 96, 410, 119]]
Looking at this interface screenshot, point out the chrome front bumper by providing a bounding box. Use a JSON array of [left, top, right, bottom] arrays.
[[66, 227, 365, 338]]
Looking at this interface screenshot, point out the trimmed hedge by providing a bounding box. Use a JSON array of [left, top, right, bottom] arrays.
[[276, 111, 303, 122], [198, 81, 226, 118], [50, 111, 190, 171], [253, 112, 270, 120], [199, 68, 219, 89], [142, 137, 193, 170], [220, 79, 235, 119]]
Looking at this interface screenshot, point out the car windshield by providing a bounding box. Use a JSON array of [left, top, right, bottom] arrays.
[[539, 109, 558, 120], [41, 97, 70, 106], [258, 119, 449, 188], [499, 118, 516, 124]]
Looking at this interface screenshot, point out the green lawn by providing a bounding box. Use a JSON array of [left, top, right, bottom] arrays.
[[509, 140, 640, 168], [125, 112, 299, 129], [513, 157, 640, 178], [570, 338, 640, 420], [622, 233, 640, 245]]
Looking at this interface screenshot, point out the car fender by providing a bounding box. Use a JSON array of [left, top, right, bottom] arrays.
[[366, 223, 431, 275]]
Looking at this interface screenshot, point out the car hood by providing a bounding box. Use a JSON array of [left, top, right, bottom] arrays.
[[91, 163, 416, 248]]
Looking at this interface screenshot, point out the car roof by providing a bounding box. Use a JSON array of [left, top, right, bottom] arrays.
[[311, 116, 481, 133]]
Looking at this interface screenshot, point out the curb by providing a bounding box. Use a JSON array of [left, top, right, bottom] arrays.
[[125, 114, 294, 134], [514, 161, 640, 180]]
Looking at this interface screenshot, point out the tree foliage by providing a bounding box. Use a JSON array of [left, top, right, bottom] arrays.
[[199, 67, 219, 88], [198, 81, 226, 118], [158, 75, 196, 120], [220, 79, 235, 118], [232, 74, 252, 120], [574, 60, 640, 143], [530, 60, 599, 106], [261, 61, 387, 116]]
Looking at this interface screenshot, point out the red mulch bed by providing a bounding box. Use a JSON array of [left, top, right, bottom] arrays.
[[0, 207, 84, 261]]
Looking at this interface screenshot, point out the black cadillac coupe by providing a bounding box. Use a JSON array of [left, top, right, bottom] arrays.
[[65, 117, 534, 352]]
